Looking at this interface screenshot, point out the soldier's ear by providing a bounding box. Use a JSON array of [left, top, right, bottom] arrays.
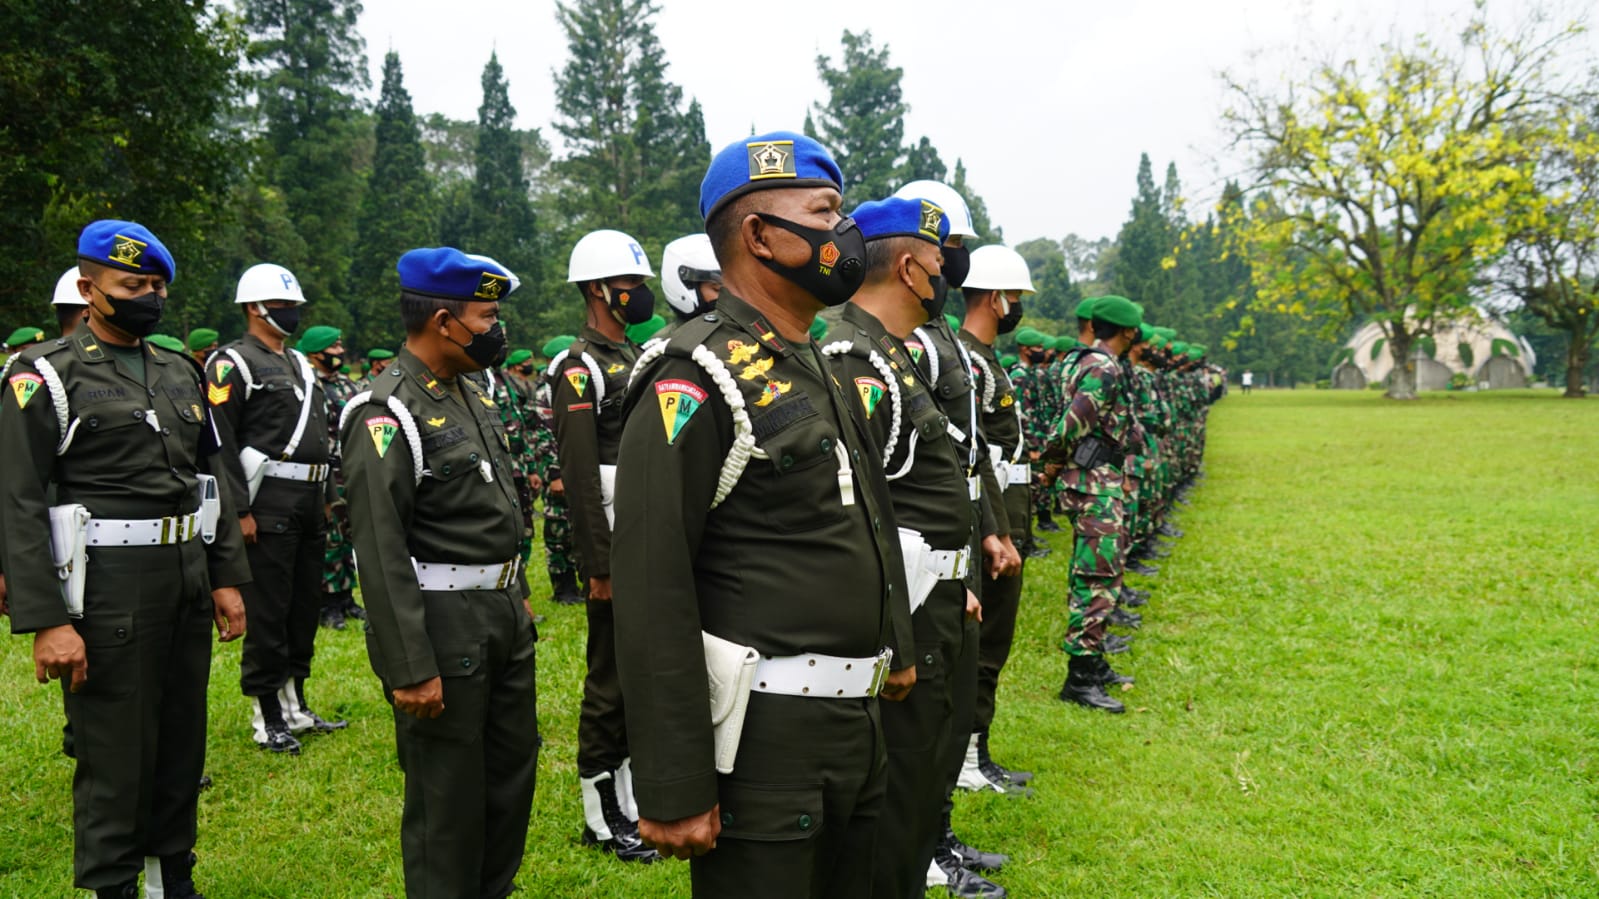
[[743, 214, 776, 262]]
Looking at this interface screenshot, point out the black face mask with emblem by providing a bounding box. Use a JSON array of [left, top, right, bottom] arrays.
[[608, 282, 657, 325], [94, 285, 165, 338], [449, 316, 508, 371], [997, 296, 1024, 335], [755, 213, 866, 307]]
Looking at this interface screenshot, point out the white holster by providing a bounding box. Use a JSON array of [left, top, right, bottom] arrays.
[[599, 464, 618, 529], [897, 527, 938, 614], [47, 504, 91, 618], [240, 446, 269, 504], [702, 631, 760, 775]]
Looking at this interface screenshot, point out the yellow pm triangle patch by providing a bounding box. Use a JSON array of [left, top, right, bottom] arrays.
[[9, 373, 43, 409], [367, 415, 399, 458]]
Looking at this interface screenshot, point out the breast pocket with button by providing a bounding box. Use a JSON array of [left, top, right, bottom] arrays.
[[753, 411, 846, 535]]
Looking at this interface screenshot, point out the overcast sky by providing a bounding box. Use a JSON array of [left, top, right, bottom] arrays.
[[357, 0, 1590, 245]]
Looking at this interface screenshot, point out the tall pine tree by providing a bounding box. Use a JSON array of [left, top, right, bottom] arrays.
[[809, 31, 906, 205], [552, 0, 708, 245], [1108, 153, 1172, 319], [457, 52, 540, 328], [241, 0, 370, 328], [950, 159, 1003, 247], [349, 51, 435, 353]]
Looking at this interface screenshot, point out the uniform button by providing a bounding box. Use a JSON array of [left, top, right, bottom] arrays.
[[852, 450, 860, 462], [468, 453, 480, 463], [941, 385, 953, 397], [460, 657, 473, 669], [147, 388, 157, 398], [780, 454, 794, 471], [720, 811, 734, 826], [161, 427, 170, 436], [114, 627, 127, 639], [133, 410, 144, 420], [797, 814, 812, 831], [872, 516, 880, 530], [923, 653, 936, 666], [442, 464, 452, 476], [819, 437, 833, 454], [87, 417, 99, 428]]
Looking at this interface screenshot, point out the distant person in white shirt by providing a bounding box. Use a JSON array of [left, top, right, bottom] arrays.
[[1241, 370, 1254, 394]]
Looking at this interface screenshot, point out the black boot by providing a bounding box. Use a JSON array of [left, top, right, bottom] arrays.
[[976, 729, 1032, 786], [1103, 633, 1132, 654], [1035, 509, 1061, 532], [1108, 607, 1142, 629], [1025, 540, 1052, 559], [1119, 586, 1148, 608], [254, 693, 301, 755], [96, 884, 137, 899], [943, 809, 1008, 872], [581, 773, 659, 863], [930, 841, 1008, 897], [319, 592, 348, 630], [550, 570, 584, 606], [343, 594, 367, 621], [1128, 559, 1159, 576], [1059, 655, 1125, 713], [1145, 540, 1172, 559], [293, 678, 348, 733], [1159, 522, 1184, 538], [152, 850, 205, 898], [1092, 655, 1135, 686]]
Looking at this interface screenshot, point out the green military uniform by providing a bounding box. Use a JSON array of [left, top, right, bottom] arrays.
[[550, 327, 639, 789], [485, 362, 537, 564], [2, 314, 250, 889], [207, 332, 336, 738], [316, 363, 361, 622], [342, 343, 538, 899], [612, 293, 915, 897], [822, 301, 975, 898]]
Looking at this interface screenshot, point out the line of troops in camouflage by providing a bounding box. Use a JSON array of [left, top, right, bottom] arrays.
[[0, 129, 1223, 899]]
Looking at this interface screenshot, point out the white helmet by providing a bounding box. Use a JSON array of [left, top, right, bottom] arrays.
[[235, 263, 307, 304], [53, 266, 88, 306], [893, 180, 976, 239], [964, 245, 1035, 293], [661, 234, 721, 316], [567, 229, 653, 282]]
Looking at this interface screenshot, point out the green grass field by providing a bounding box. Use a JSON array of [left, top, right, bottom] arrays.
[[3, 388, 1597, 897]]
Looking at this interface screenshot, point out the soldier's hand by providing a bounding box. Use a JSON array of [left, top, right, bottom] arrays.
[[239, 513, 259, 545], [981, 535, 1007, 580], [999, 536, 1023, 577], [588, 576, 613, 602], [393, 677, 445, 719], [639, 806, 721, 860], [0, 573, 8, 617], [528, 474, 543, 493], [211, 587, 246, 642], [548, 477, 564, 498], [1040, 462, 1062, 488], [965, 590, 983, 623], [880, 665, 916, 702], [34, 625, 88, 692]]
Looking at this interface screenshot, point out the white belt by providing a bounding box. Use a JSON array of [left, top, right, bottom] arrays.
[[996, 461, 1031, 490], [263, 460, 330, 482], [927, 546, 971, 581], [412, 557, 520, 591], [751, 648, 894, 699], [85, 509, 202, 547], [966, 476, 981, 500]]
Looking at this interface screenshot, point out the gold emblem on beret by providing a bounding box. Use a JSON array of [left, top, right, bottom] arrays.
[[747, 140, 796, 180], [474, 271, 508, 300], [109, 234, 147, 268], [918, 201, 945, 241]]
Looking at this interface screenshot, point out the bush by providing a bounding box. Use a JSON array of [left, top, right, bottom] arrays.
[[1315, 379, 1331, 389], [1448, 372, 1471, 390], [1368, 381, 1387, 390]]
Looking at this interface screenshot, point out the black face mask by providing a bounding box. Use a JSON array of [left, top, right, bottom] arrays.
[[321, 354, 343, 371], [448, 316, 508, 370], [909, 258, 942, 321], [94, 285, 165, 338], [608, 282, 657, 325], [755, 213, 866, 307], [259, 304, 301, 336], [997, 296, 1024, 335], [941, 244, 971, 288]]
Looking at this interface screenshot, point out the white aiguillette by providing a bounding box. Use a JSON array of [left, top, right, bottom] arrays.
[[701, 631, 760, 775]]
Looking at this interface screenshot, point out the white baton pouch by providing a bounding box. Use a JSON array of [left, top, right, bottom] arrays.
[[702, 631, 760, 774], [599, 464, 618, 529], [197, 474, 221, 544], [897, 527, 938, 614], [47, 504, 92, 618], [239, 446, 269, 504]]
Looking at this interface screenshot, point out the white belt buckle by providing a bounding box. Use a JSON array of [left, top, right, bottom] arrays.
[[967, 476, 980, 500]]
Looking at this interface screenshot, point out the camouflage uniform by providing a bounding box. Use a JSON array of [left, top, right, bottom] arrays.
[[532, 378, 577, 589], [319, 370, 361, 616], [1053, 345, 1132, 657], [488, 369, 538, 564]]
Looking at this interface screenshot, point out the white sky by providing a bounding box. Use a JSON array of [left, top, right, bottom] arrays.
[[358, 0, 1592, 244]]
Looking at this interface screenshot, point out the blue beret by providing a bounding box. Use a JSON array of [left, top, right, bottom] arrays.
[[77, 220, 176, 283], [700, 130, 845, 221], [397, 248, 516, 302], [851, 197, 949, 246]]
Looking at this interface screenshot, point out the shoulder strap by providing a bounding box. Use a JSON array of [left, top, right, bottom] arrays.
[[27, 354, 75, 456], [911, 326, 941, 378], [207, 346, 261, 400], [279, 349, 318, 459], [969, 349, 998, 414], [820, 336, 906, 479], [339, 370, 426, 485]]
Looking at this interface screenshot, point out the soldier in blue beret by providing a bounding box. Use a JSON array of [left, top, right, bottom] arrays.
[[339, 247, 539, 898], [611, 132, 916, 897], [1, 219, 250, 897]]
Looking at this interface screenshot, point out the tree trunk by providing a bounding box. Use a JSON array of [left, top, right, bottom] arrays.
[[1385, 331, 1418, 400], [1564, 333, 1590, 398]]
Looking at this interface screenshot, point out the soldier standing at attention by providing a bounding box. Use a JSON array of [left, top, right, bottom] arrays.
[[612, 129, 915, 899], [552, 229, 659, 862], [1043, 295, 1143, 714], [208, 265, 345, 753], [186, 328, 219, 370], [1, 220, 249, 898], [300, 325, 364, 630], [340, 247, 540, 898]]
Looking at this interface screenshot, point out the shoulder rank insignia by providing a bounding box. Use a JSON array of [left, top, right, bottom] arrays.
[[212, 360, 235, 384], [564, 367, 590, 394], [726, 339, 760, 365], [426, 416, 446, 428], [902, 374, 915, 387], [8, 372, 42, 409], [655, 378, 708, 445], [738, 357, 774, 381], [754, 379, 791, 407], [855, 376, 887, 419], [367, 415, 399, 458], [1000, 394, 1014, 407], [606, 362, 626, 375], [207, 383, 232, 406]]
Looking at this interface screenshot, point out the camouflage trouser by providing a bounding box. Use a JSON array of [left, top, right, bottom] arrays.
[[542, 489, 577, 581], [514, 473, 535, 565], [322, 497, 356, 595], [1123, 474, 1143, 548], [1060, 488, 1124, 657]]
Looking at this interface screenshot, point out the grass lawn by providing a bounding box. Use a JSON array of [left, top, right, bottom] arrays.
[[2, 388, 1597, 897]]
